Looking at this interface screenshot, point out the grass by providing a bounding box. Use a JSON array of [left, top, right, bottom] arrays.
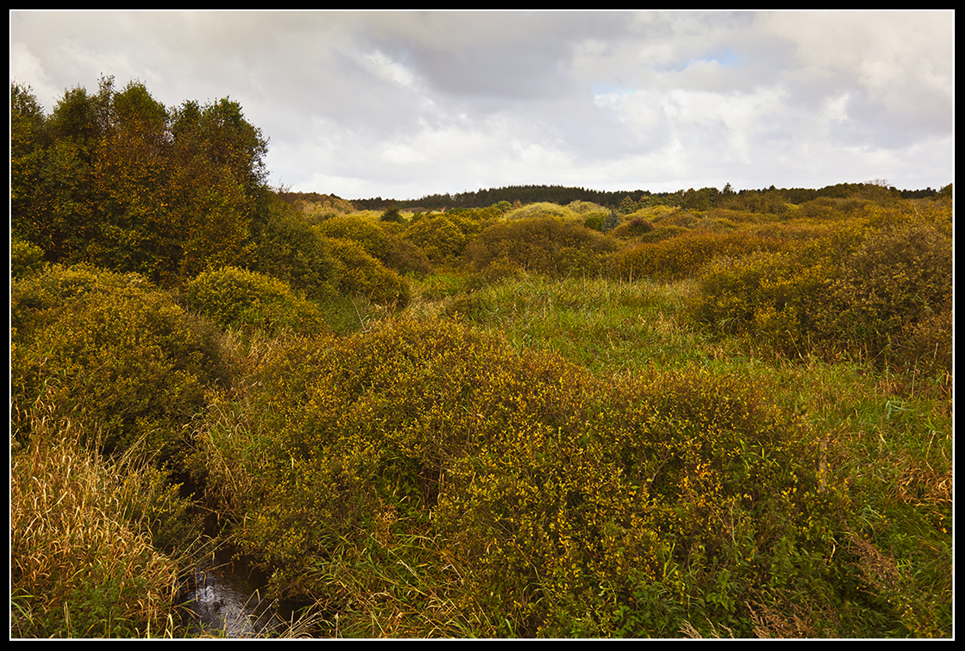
[[435, 272, 708, 374]]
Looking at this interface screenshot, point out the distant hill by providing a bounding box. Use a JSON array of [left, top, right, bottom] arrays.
[[284, 183, 949, 214]]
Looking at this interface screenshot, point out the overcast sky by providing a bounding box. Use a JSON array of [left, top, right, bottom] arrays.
[[10, 10, 954, 200]]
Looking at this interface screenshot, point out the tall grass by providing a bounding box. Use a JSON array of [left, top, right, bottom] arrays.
[[442, 273, 708, 374], [11, 415, 195, 638]]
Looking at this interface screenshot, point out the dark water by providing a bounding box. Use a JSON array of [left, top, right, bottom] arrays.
[[178, 548, 297, 638]]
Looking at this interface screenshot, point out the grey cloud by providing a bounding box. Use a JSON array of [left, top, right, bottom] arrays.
[[9, 10, 953, 198]]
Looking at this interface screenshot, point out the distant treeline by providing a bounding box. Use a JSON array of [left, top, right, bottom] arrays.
[[317, 182, 951, 214]]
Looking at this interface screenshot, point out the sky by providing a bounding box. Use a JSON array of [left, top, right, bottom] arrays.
[[9, 9, 955, 201]]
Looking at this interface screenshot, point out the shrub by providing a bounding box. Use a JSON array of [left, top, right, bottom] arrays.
[[316, 215, 432, 276], [616, 231, 785, 282], [583, 215, 604, 231], [688, 246, 840, 357], [180, 265, 329, 336], [403, 214, 467, 265], [380, 205, 405, 223], [829, 223, 952, 367], [314, 214, 388, 259], [380, 235, 433, 276], [636, 225, 690, 243], [247, 199, 341, 300], [198, 319, 845, 637], [566, 200, 608, 216], [11, 264, 227, 464], [502, 201, 579, 222], [689, 220, 953, 373], [433, 364, 839, 637], [465, 216, 619, 278], [327, 238, 412, 307], [610, 217, 655, 239], [11, 234, 46, 279]]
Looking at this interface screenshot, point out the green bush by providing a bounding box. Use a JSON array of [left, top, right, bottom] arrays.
[[180, 265, 329, 336], [689, 220, 952, 374], [11, 234, 47, 279], [403, 214, 468, 265], [465, 216, 619, 278], [610, 217, 655, 238], [247, 198, 341, 300], [316, 214, 432, 276], [327, 238, 412, 307], [502, 201, 579, 222], [583, 214, 604, 231], [11, 264, 227, 463], [197, 319, 845, 637], [828, 223, 952, 366], [315, 214, 389, 258], [616, 231, 785, 282]]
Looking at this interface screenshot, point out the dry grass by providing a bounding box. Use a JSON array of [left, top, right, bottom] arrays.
[[11, 415, 184, 638]]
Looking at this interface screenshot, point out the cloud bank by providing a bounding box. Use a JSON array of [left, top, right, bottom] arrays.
[[10, 10, 953, 199]]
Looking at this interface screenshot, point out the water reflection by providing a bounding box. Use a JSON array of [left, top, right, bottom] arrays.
[[179, 550, 290, 638]]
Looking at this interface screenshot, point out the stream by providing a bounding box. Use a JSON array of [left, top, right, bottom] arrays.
[[178, 546, 303, 638]]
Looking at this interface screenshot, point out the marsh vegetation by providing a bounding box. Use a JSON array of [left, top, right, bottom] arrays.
[[11, 78, 952, 638]]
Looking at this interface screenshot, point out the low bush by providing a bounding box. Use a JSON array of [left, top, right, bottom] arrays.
[[615, 231, 785, 282], [689, 220, 952, 375], [195, 319, 849, 637], [502, 201, 579, 222], [247, 199, 341, 300], [11, 234, 46, 279], [314, 214, 389, 259], [12, 264, 227, 464], [465, 216, 619, 278], [316, 215, 433, 276], [180, 266, 329, 336], [828, 223, 952, 368], [403, 214, 468, 266], [327, 238, 412, 307]]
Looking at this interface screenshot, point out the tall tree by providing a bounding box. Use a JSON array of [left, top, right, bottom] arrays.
[[168, 97, 269, 278], [10, 78, 271, 286]]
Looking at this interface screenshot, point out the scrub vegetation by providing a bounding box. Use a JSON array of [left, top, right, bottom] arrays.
[[10, 78, 953, 638]]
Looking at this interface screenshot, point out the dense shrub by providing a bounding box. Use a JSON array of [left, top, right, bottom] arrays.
[[502, 201, 579, 222], [315, 214, 433, 276], [689, 221, 952, 373], [829, 223, 952, 369], [465, 216, 619, 278], [11, 235, 47, 279], [403, 214, 468, 265], [615, 231, 785, 282], [636, 225, 690, 243], [583, 214, 604, 231], [195, 319, 845, 637], [180, 266, 329, 336], [380, 235, 434, 276], [610, 217, 655, 239], [327, 238, 412, 307], [566, 200, 608, 216], [314, 214, 389, 258], [11, 264, 227, 464], [247, 198, 341, 300]]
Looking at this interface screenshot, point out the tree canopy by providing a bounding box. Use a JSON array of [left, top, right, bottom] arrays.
[[11, 76, 269, 286]]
